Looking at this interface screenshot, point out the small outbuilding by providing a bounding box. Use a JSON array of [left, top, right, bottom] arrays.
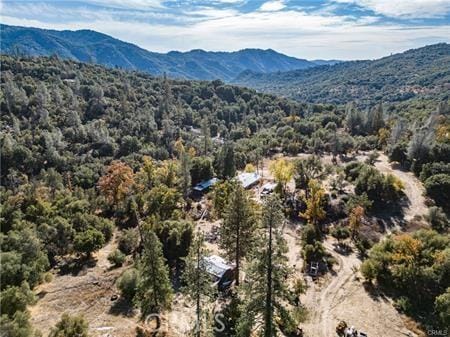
[[237, 172, 261, 189], [203, 255, 236, 291], [192, 178, 219, 195]]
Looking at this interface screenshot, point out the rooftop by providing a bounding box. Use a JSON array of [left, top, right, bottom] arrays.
[[193, 177, 219, 192], [203, 255, 233, 279], [237, 172, 261, 189]]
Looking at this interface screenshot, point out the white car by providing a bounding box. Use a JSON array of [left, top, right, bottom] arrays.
[[260, 182, 276, 196]]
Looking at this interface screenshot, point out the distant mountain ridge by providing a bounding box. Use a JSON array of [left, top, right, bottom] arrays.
[[233, 43, 450, 106], [0, 24, 337, 81]]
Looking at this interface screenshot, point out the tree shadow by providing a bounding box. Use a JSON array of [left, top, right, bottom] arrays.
[[109, 297, 135, 317], [362, 282, 389, 303], [57, 256, 97, 276], [369, 204, 407, 233], [36, 290, 48, 300]]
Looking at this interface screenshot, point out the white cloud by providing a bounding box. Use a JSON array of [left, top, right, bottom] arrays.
[[259, 1, 285, 12], [84, 0, 165, 9], [1, 1, 449, 59], [213, 0, 246, 3], [333, 0, 450, 18]]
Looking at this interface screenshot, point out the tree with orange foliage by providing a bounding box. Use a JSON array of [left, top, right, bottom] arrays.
[[348, 205, 365, 240], [98, 161, 135, 208]]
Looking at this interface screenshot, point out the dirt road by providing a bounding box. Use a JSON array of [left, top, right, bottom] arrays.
[[355, 153, 429, 222], [301, 238, 421, 337], [257, 153, 428, 336]]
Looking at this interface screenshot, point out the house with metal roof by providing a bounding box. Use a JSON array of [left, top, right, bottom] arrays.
[[236, 172, 261, 189], [203, 255, 235, 290], [192, 177, 219, 194]]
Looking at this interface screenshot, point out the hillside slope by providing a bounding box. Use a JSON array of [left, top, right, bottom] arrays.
[[0, 24, 323, 80], [234, 43, 450, 106]]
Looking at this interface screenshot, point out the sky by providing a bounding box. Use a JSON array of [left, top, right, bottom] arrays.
[[1, 0, 449, 60]]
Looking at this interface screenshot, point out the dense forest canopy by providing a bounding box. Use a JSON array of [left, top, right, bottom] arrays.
[[0, 54, 307, 182], [234, 43, 450, 107]]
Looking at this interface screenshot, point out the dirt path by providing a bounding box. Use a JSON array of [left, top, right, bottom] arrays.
[[29, 234, 138, 337], [356, 153, 428, 222], [256, 153, 428, 336], [301, 238, 421, 337]]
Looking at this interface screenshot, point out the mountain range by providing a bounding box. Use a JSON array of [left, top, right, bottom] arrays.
[[0, 24, 337, 81], [1, 24, 448, 106], [233, 43, 450, 106]]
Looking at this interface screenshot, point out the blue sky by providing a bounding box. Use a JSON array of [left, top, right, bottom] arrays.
[[1, 0, 449, 59]]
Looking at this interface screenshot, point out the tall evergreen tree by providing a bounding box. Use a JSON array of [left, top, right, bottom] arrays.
[[238, 196, 295, 337], [345, 103, 363, 135], [182, 232, 214, 337], [366, 102, 384, 134], [175, 139, 192, 199], [389, 119, 405, 146], [219, 185, 257, 286], [217, 142, 236, 178], [135, 226, 173, 325], [201, 117, 212, 156]]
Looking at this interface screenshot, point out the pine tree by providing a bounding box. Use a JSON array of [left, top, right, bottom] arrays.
[[389, 119, 405, 146], [182, 232, 214, 337], [345, 103, 363, 135], [238, 196, 295, 337], [135, 226, 173, 324], [201, 117, 212, 156], [180, 151, 192, 199], [175, 138, 192, 199], [217, 142, 236, 178], [366, 102, 384, 134], [219, 185, 257, 286]]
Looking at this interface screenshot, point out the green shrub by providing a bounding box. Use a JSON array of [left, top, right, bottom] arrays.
[[355, 237, 373, 258], [360, 259, 379, 282], [49, 313, 89, 337], [419, 162, 450, 181], [425, 174, 450, 211], [435, 288, 450, 327], [331, 226, 350, 244], [394, 297, 412, 314], [117, 268, 139, 302], [0, 311, 41, 337], [118, 229, 139, 255], [426, 207, 449, 233], [107, 249, 126, 267], [73, 228, 105, 257], [0, 282, 36, 318]]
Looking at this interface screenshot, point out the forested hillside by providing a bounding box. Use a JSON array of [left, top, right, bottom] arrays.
[[0, 54, 309, 181], [234, 43, 450, 106], [0, 24, 323, 81]]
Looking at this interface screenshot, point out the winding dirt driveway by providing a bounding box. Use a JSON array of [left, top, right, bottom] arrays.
[[262, 152, 428, 336], [357, 153, 429, 222], [301, 239, 421, 337]]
